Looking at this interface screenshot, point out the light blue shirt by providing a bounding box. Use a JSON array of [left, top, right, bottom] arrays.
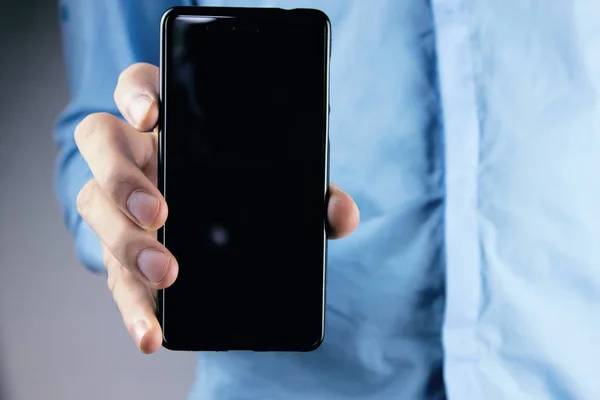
[[55, 0, 600, 399]]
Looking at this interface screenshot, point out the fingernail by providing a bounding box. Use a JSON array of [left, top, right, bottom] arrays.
[[138, 249, 171, 283], [129, 95, 153, 127], [132, 318, 150, 346], [127, 190, 159, 227]]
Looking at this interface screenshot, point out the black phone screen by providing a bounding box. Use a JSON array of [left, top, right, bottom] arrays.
[[159, 8, 330, 351]]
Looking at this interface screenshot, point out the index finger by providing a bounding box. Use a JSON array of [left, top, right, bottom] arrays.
[[114, 63, 160, 132]]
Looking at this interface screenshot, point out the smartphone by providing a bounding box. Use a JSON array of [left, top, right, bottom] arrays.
[[157, 6, 331, 352]]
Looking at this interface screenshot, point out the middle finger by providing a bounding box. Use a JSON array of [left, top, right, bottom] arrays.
[[77, 178, 178, 288]]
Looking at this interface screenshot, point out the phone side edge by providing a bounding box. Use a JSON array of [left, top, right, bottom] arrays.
[[157, 6, 176, 350], [304, 12, 331, 353]]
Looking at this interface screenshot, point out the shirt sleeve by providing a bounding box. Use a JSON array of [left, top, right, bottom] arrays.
[[53, 0, 161, 273]]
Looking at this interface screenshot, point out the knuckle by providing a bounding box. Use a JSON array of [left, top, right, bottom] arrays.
[[118, 63, 137, 82], [106, 223, 143, 269], [118, 63, 155, 85], [104, 253, 122, 294], [101, 161, 139, 206], [76, 179, 96, 218], [102, 249, 112, 269], [117, 64, 136, 86], [130, 62, 155, 76], [106, 268, 120, 294], [74, 112, 115, 146], [116, 67, 127, 85], [117, 63, 158, 95]]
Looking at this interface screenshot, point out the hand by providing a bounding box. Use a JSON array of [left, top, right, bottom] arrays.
[[74, 63, 360, 354]]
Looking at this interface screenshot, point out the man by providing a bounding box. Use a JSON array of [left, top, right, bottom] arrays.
[[54, 0, 600, 399]]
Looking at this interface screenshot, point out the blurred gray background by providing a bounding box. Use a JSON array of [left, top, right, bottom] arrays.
[[0, 1, 196, 399]]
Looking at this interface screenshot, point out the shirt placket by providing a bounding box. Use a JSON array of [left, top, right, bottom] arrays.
[[431, 0, 483, 398]]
